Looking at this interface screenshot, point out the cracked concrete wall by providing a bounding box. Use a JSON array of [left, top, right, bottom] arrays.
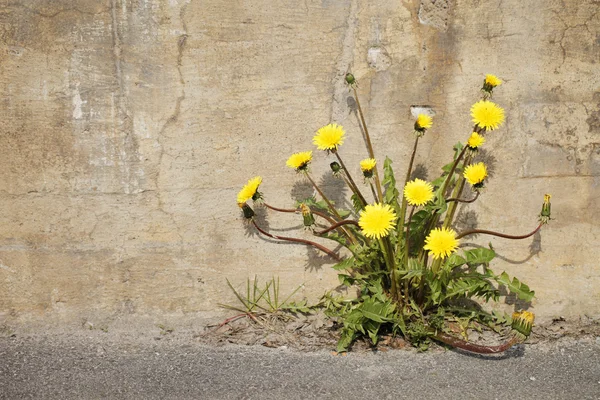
[[0, 0, 599, 328]]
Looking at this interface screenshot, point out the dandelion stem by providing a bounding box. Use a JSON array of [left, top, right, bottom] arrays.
[[440, 143, 469, 197], [442, 153, 472, 230], [314, 219, 360, 235], [252, 220, 341, 261], [446, 191, 480, 203], [334, 151, 368, 207], [456, 223, 543, 241], [352, 86, 384, 201], [263, 202, 356, 245], [380, 237, 401, 304], [398, 135, 420, 239], [368, 182, 378, 203], [434, 332, 520, 354], [405, 206, 416, 262]]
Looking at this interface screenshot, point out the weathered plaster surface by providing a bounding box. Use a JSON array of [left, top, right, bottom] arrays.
[[0, 0, 599, 328]]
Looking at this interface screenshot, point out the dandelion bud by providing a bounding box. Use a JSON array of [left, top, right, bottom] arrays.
[[300, 203, 315, 229], [360, 158, 376, 179], [539, 193, 552, 224], [482, 74, 502, 98], [330, 161, 342, 176], [345, 73, 356, 86], [512, 310, 535, 339], [239, 202, 255, 220]]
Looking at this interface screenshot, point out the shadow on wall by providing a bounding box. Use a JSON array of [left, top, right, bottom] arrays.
[[454, 207, 541, 312]]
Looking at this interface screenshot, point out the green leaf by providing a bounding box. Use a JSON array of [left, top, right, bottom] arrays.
[[332, 257, 355, 271], [431, 175, 446, 188], [444, 253, 467, 270], [441, 161, 455, 173], [360, 297, 395, 323], [382, 157, 400, 211], [453, 142, 464, 156], [337, 274, 355, 286], [365, 320, 381, 345], [398, 258, 424, 279], [496, 272, 535, 302], [463, 248, 496, 266], [408, 209, 430, 230], [323, 231, 349, 248], [337, 328, 357, 352], [337, 208, 352, 218], [444, 276, 496, 300], [344, 309, 366, 333], [350, 194, 363, 213]]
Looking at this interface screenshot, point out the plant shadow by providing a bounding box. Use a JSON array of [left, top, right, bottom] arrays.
[[473, 148, 497, 178], [448, 344, 526, 360], [410, 163, 429, 181], [291, 180, 315, 203], [319, 172, 351, 211], [305, 245, 342, 272]]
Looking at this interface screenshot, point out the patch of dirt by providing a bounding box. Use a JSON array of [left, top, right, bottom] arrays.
[[197, 311, 600, 354], [197, 312, 341, 352]]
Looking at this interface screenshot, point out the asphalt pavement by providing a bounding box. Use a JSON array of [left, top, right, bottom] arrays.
[[1, 333, 599, 399]]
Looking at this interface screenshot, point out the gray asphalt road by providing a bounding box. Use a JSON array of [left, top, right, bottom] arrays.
[[1, 334, 599, 399]]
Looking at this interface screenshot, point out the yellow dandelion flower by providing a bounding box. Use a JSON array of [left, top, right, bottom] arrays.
[[313, 123, 345, 151], [360, 158, 377, 172], [403, 178, 434, 206], [358, 203, 397, 239], [463, 162, 487, 186], [471, 100, 505, 131], [423, 227, 459, 259], [237, 176, 262, 204], [415, 114, 433, 131], [485, 74, 502, 88], [467, 132, 486, 149], [286, 151, 313, 171]]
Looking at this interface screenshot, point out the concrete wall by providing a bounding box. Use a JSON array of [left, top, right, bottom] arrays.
[[0, 0, 599, 328]]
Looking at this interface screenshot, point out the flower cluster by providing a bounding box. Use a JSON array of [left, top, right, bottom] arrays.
[[233, 73, 545, 354]]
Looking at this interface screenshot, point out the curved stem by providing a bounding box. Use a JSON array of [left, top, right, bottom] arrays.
[[263, 203, 297, 213], [456, 223, 543, 241], [252, 220, 341, 261], [434, 332, 520, 354], [447, 191, 480, 204], [334, 152, 368, 207], [314, 219, 360, 235], [352, 86, 384, 201], [263, 202, 355, 244]]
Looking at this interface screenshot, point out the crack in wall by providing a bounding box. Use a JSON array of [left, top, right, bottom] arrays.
[[551, 7, 599, 69], [329, 0, 358, 123], [153, 2, 190, 247]]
